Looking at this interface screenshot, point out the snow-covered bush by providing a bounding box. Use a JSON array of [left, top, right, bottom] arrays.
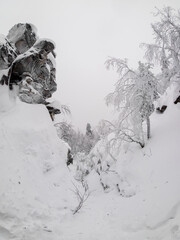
[[71, 137, 135, 197]]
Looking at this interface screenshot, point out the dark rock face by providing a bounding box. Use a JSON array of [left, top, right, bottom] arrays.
[[46, 102, 61, 121], [174, 95, 180, 104], [156, 105, 167, 113], [7, 23, 37, 54], [67, 149, 73, 166], [9, 39, 57, 104], [0, 23, 60, 120], [0, 35, 17, 71]]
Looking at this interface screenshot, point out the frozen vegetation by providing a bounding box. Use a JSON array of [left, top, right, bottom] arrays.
[[0, 6, 180, 240]]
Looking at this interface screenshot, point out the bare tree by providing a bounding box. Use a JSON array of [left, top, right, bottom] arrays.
[[60, 104, 71, 115], [71, 181, 90, 215]]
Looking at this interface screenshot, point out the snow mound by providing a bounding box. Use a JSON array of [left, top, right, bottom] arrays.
[[0, 92, 74, 240]]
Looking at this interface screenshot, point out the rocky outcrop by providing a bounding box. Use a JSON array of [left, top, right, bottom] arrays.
[[0, 23, 60, 119], [0, 35, 17, 71], [174, 95, 180, 104], [46, 102, 61, 121], [9, 39, 57, 103], [7, 23, 37, 54], [0, 35, 17, 86]]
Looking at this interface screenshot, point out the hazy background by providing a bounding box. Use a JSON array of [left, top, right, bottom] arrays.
[[0, 0, 179, 131]]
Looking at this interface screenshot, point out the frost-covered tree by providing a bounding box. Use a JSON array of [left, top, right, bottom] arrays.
[[55, 122, 75, 143], [96, 120, 113, 138], [137, 62, 158, 138], [105, 58, 158, 147], [55, 121, 99, 155], [141, 7, 180, 94]]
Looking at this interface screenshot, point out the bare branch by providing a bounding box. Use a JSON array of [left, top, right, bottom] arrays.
[[60, 104, 71, 115], [72, 181, 90, 215]]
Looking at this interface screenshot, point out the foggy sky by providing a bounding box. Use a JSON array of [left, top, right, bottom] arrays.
[[0, 0, 179, 131]]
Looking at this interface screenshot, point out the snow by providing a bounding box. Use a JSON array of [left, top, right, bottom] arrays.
[[0, 84, 180, 239], [61, 86, 180, 240], [14, 37, 56, 63], [0, 89, 75, 239], [0, 34, 6, 45], [47, 99, 61, 109], [34, 38, 56, 48], [0, 85, 16, 112], [0, 69, 9, 81], [48, 52, 56, 67]]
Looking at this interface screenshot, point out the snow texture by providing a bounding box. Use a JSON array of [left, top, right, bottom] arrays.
[[66, 85, 180, 240], [0, 89, 75, 239], [0, 34, 6, 45], [0, 85, 180, 240]]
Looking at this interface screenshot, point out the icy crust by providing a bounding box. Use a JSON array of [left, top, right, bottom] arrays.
[[0, 98, 74, 239]]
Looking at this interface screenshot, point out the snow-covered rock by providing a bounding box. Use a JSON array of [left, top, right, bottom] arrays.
[[0, 24, 59, 117], [9, 38, 57, 104], [7, 23, 37, 54], [0, 34, 16, 72]]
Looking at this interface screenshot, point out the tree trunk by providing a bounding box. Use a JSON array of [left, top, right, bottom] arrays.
[[146, 116, 150, 139]]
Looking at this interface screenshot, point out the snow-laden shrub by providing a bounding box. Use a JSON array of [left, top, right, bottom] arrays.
[[72, 138, 136, 197]]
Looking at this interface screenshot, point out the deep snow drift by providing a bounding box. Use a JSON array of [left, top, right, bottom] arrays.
[[0, 86, 75, 240]]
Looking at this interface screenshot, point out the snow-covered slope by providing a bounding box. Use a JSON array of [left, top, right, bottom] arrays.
[[61, 85, 180, 240], [0, 86, 74, 240], [0, 84, 180, 240]]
